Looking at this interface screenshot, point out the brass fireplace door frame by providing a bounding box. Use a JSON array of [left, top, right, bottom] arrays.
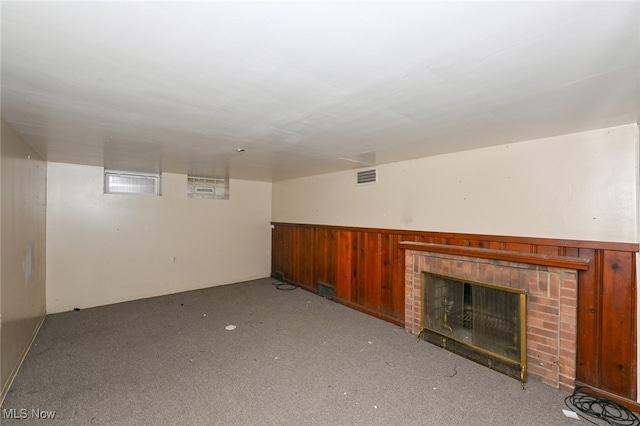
[[419, 272, 527, 388]]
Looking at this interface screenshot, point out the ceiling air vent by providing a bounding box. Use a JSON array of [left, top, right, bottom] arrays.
[[356, 168, 377, 185]]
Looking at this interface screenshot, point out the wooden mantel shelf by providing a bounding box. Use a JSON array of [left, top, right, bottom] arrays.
[[399, 241, 591, 270]]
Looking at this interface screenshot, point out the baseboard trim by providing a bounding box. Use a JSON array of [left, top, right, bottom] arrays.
[[277, 277, 404, 327], [1, 313, 46, 405], [573, 381, 640, 413], [333, 297, 404, 327]]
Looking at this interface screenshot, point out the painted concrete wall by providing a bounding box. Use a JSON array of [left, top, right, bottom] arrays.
[[46, 163, 272, 313], [1, 120, 47, 401], [273, 125, 639, 243]]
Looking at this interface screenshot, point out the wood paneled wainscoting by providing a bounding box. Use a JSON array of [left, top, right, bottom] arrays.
[[271, 222, 639, 411]]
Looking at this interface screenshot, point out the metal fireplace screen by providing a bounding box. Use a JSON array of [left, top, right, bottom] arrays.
[[420, 272, 527, 386]]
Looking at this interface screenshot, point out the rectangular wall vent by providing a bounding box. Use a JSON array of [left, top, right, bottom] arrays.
[[357, 168, 377, 185], [317, 282, 335, 300], [104, 170, 161, 195], [194, 187, 215, 194], [187, 176, 228, 200]]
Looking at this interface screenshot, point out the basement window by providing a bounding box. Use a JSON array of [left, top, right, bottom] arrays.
[[104, 170, 161, 196], [187, 176, 228, 200]]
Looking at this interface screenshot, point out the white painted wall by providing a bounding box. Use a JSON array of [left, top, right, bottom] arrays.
[[273, 125, 639, 243], [46, 163, 272, 313]]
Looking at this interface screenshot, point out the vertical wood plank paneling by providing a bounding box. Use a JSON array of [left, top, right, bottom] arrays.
[[355, 231, 366, 307], [291, 227, 301, 283], [271, 225, 281, 275], [488, 241, 504, 250], [565, 247, 580, 257], [504, 242, 533, 252], [281, 226, 315, 289], [353, 231, 363, 305], [303, 227, 315, 289], [280, 225, 292, 278], [314, 227, 335, 288], [601, 250, 636, 397], [357, 231, 367, 308], [468, 240, 486, 248], [393, 234, 405, 319], [380, 233, 392, 316], [384, 233, 404, 320], [576, 248, 600, 387], [446, 237, 469, 247], [431, 236, 446, 244], [313, 228, 325, 285], [536, 245, 562, 256], [363, 232, 382, 310], [335, 230, 354, 301], [413, 235, 431, 244]]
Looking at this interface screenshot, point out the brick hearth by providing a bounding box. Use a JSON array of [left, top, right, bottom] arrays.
[[405, 249, 578, 391]]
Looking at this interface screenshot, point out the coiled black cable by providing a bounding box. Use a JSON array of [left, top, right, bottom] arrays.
[[565, 386, 640, 426], [271, 280, 297, 291]]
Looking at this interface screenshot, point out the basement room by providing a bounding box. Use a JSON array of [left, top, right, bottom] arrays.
[[1, 1, 639, 425]]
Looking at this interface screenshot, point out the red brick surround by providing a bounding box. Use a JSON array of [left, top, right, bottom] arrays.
[[405, 250, 578, 391]]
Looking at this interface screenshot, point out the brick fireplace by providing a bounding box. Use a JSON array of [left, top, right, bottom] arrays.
[[403, 243, 580, 392]]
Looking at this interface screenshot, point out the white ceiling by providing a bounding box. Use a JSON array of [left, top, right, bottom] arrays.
[[2, 1, 639, 182]]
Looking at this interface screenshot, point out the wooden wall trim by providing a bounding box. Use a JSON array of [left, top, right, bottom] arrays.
[[333, 297, 404, 327], [272, 222, 639, 252], [574, 381, 640, 414], [400, 241, 591, 270]]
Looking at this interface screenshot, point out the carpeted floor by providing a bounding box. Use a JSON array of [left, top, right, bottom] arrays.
[[2, 278, 599, 425]]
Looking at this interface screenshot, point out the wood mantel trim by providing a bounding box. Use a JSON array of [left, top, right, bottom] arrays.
[[271, 222, 639, 252], [400, 241, 591, 270]]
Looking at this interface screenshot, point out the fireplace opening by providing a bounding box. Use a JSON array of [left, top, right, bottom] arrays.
[[419, 272, 527, 387]]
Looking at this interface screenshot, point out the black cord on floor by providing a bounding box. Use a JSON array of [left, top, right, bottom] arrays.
[[565, 386, 640, 426], [271, 281, 297, 291]]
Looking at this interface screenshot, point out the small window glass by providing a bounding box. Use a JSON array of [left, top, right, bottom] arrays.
[[104, 170, 161, 195]]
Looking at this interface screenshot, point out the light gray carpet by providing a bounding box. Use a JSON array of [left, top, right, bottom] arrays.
[[2, 278, 594, 425]]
